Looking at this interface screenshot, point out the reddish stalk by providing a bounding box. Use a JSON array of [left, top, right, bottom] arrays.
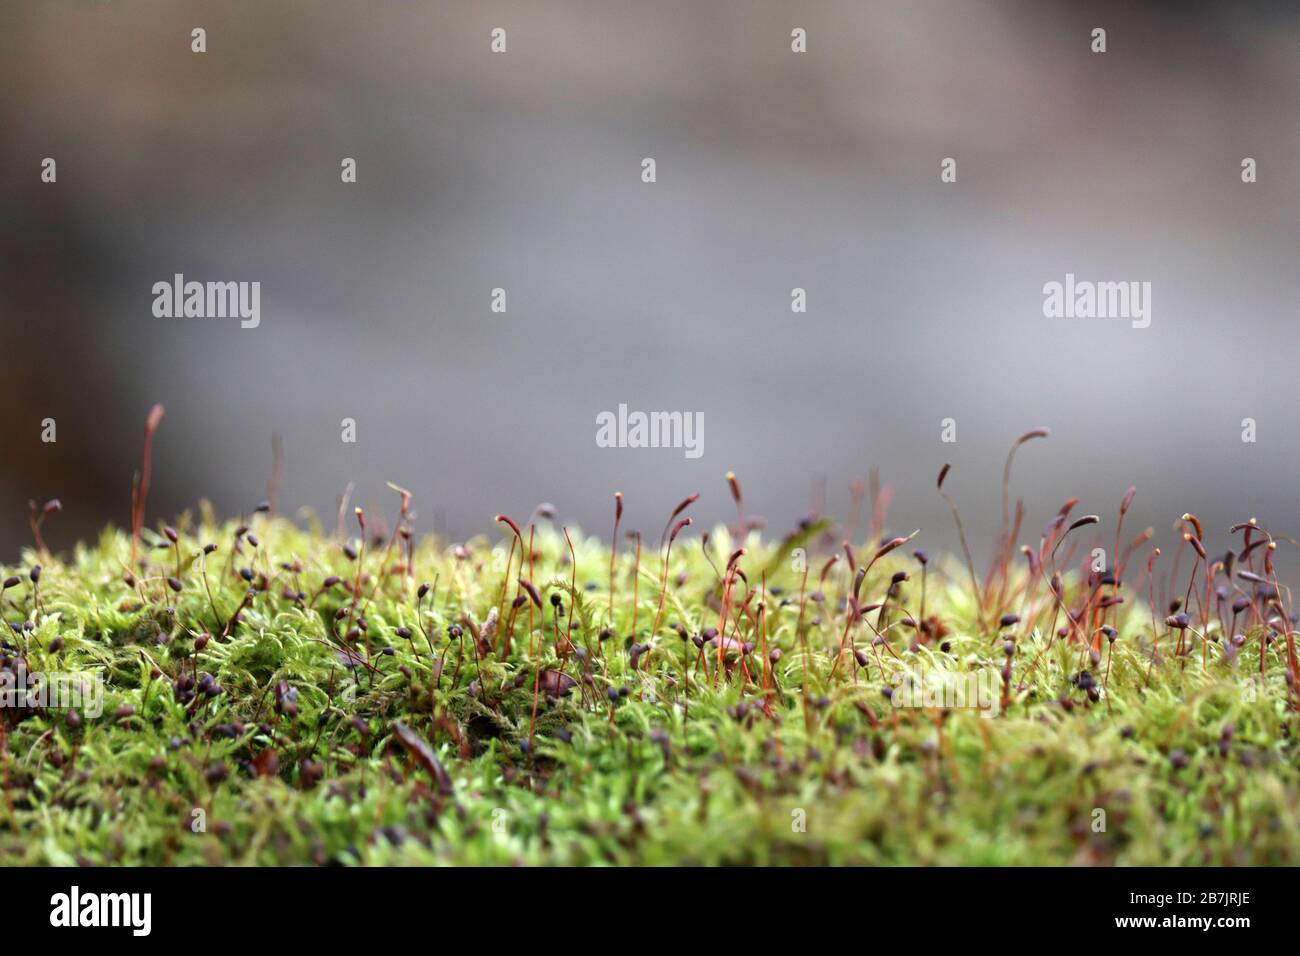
[[630, 532, 642, 641], [556, 527, 579, 684], [726, 472, 745, 536], [936, 464, 984, 622], [494, 514, 525, 652], [659, 493, 698, 552], [1259, 532, 1299, 703], [646, 517, 692, 675], [609, 492, 622, 622], [715, 549, 745, 685], [526, 523, 544, 745], [1000, 427, 1050, 557], [358, 484, 413, 619], [28, 499, 60, 557], [828, 531, 917, 680], [129, 403, 165, 568], [794, 564, 812, 737], [758, 572, 770, 700]]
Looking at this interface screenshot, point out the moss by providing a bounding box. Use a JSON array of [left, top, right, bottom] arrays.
[[0, 507, 1295, 866]]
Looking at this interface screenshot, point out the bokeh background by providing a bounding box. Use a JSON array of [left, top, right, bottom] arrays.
[[2, 1, 1298, 580]]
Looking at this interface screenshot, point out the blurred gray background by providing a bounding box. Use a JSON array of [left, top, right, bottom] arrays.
[[2, 0, 1298, 573]]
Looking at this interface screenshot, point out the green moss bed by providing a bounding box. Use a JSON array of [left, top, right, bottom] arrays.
[[1, 487, 1297, 866]]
